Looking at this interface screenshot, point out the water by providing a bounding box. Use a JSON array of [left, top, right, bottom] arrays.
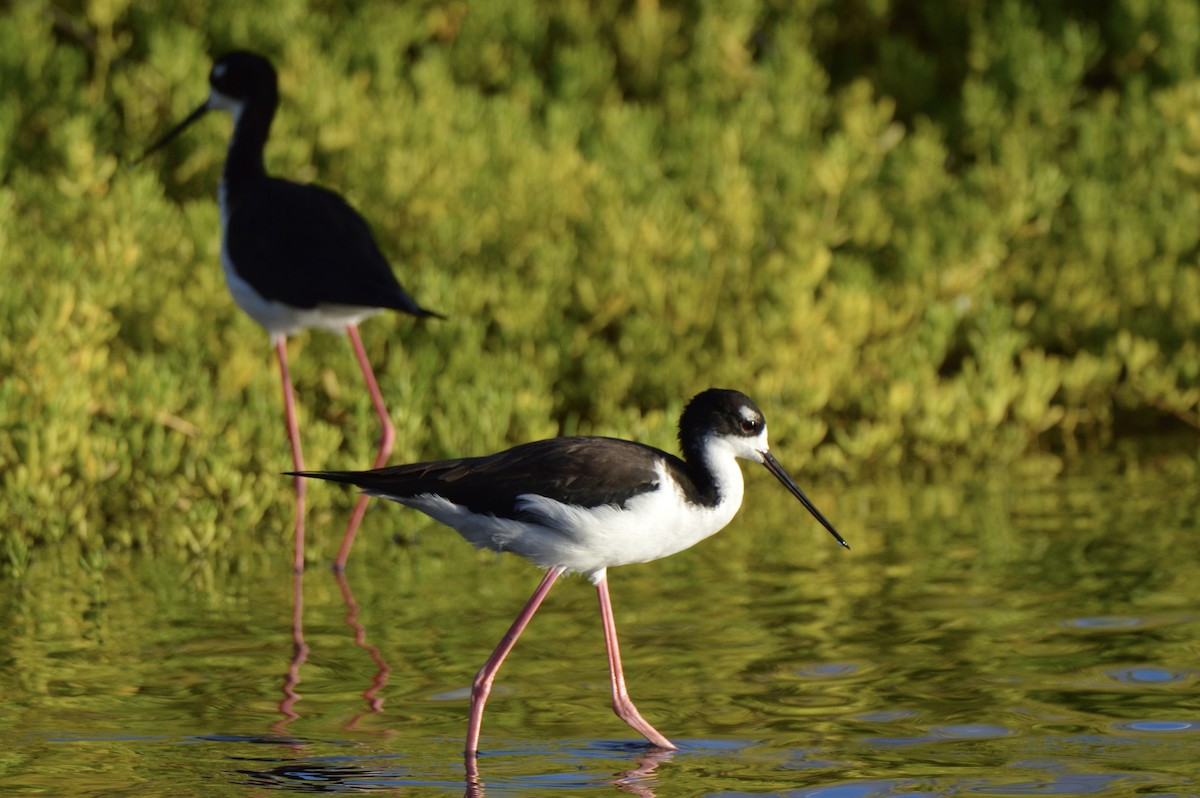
[[1, 453, 1198, 796]]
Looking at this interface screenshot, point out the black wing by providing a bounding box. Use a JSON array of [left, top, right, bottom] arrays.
[[296, 437, 677, 520], [225, 177, 441, 317]]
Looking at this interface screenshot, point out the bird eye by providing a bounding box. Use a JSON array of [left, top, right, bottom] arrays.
[[740, 419, 757, 434]]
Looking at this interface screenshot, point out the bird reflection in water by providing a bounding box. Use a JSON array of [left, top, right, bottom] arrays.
[[272, 566, 391, 733]]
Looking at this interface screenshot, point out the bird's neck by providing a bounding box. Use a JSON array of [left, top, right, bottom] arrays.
[[679, 436, 744, 510], [222, 96, 274, 196]]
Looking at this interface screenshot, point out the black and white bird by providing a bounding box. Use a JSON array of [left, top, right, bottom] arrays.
[[293, 388, 849, 754], [139, 51, 441, 571]]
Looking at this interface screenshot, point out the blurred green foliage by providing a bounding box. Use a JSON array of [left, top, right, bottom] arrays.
[[1, 0, 1198, 567]]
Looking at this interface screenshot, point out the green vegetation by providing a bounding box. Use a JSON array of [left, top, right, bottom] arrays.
[[1, 0, 1198, 568]]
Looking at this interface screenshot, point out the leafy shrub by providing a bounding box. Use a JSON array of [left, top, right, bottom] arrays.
[[1, 0, 1196, 567]]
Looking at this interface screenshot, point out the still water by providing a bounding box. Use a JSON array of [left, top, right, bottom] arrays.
[[1, 452, 1198, 796]]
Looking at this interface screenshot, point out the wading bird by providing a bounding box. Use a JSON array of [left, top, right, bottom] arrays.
[[293, 388, 849, 754], [139, 51, 442, 571]]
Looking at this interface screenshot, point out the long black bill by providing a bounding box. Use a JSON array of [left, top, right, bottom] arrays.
[[129, 100, 210, 167], [760, 451, 850, 549]]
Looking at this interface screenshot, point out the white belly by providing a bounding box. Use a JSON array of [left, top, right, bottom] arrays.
[[386, 459, 747, 580], [220, 247, 379, 339], [218, 179, 378, 339]]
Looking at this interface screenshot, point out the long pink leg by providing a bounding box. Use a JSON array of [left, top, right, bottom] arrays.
[[596, 571, 677, 749], [276, 337, 306, 573], [466, 565, 565, 755], [334, 324, 395, 571]]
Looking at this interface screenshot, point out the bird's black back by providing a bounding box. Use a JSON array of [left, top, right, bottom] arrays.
[[225, 176, 440, 317]]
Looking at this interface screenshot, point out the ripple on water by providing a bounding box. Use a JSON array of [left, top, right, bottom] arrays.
[[1063, 616, 1147, 630], [740, 661, 872, 717], [235, 759, 407, 793], [712, 769, 1157, 798], [792, 662, 866, 680], [1111, 719, 1200, 733], [1104, 665, 1197, 686], [866, 721, 1013, 747], [1060, 614, 1197, 634], [930, 723, 1013, 739], [964, 771, 1139, 795], [711, 778, 932, 798], [851, 708, 919, 723], [1038, 662, 1200, 700]]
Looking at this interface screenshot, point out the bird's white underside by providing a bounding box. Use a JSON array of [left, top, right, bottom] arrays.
[[221, 248, 382, 339]]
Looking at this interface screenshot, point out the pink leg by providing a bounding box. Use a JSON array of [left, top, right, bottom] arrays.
[[334, 324, 396, 570], [596, 571, 677, 749], [345, 324, 396, 466], [466, 565, 565, 755], [276, 337, 306, 573]]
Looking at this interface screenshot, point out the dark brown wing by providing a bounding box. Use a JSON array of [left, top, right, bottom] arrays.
[[296, 437, 679, 520]]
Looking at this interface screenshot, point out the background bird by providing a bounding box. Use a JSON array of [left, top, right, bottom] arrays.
[[139, 51, 442, 571]]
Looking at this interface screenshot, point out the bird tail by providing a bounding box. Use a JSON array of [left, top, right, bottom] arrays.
[[287, 470, 371, 487], [286, 464, 444, 498], [386, 293, 445, 320], [413, 305, 446, 320]]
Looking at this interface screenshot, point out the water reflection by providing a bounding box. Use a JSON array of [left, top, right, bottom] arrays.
[[237, 758, 402, 793], [1114, 719, 1200, 732], [335, 571, 392, 730], [275, 567, 310, 730], [272, 564, 393, 733], [1, 457, 1199, 795], [465, 745, 674, 798], [610, 748, 672, 797]]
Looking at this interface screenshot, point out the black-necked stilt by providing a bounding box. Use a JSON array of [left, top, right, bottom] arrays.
[[292, 388, 849, 754], [139, 51, 441, 571]]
